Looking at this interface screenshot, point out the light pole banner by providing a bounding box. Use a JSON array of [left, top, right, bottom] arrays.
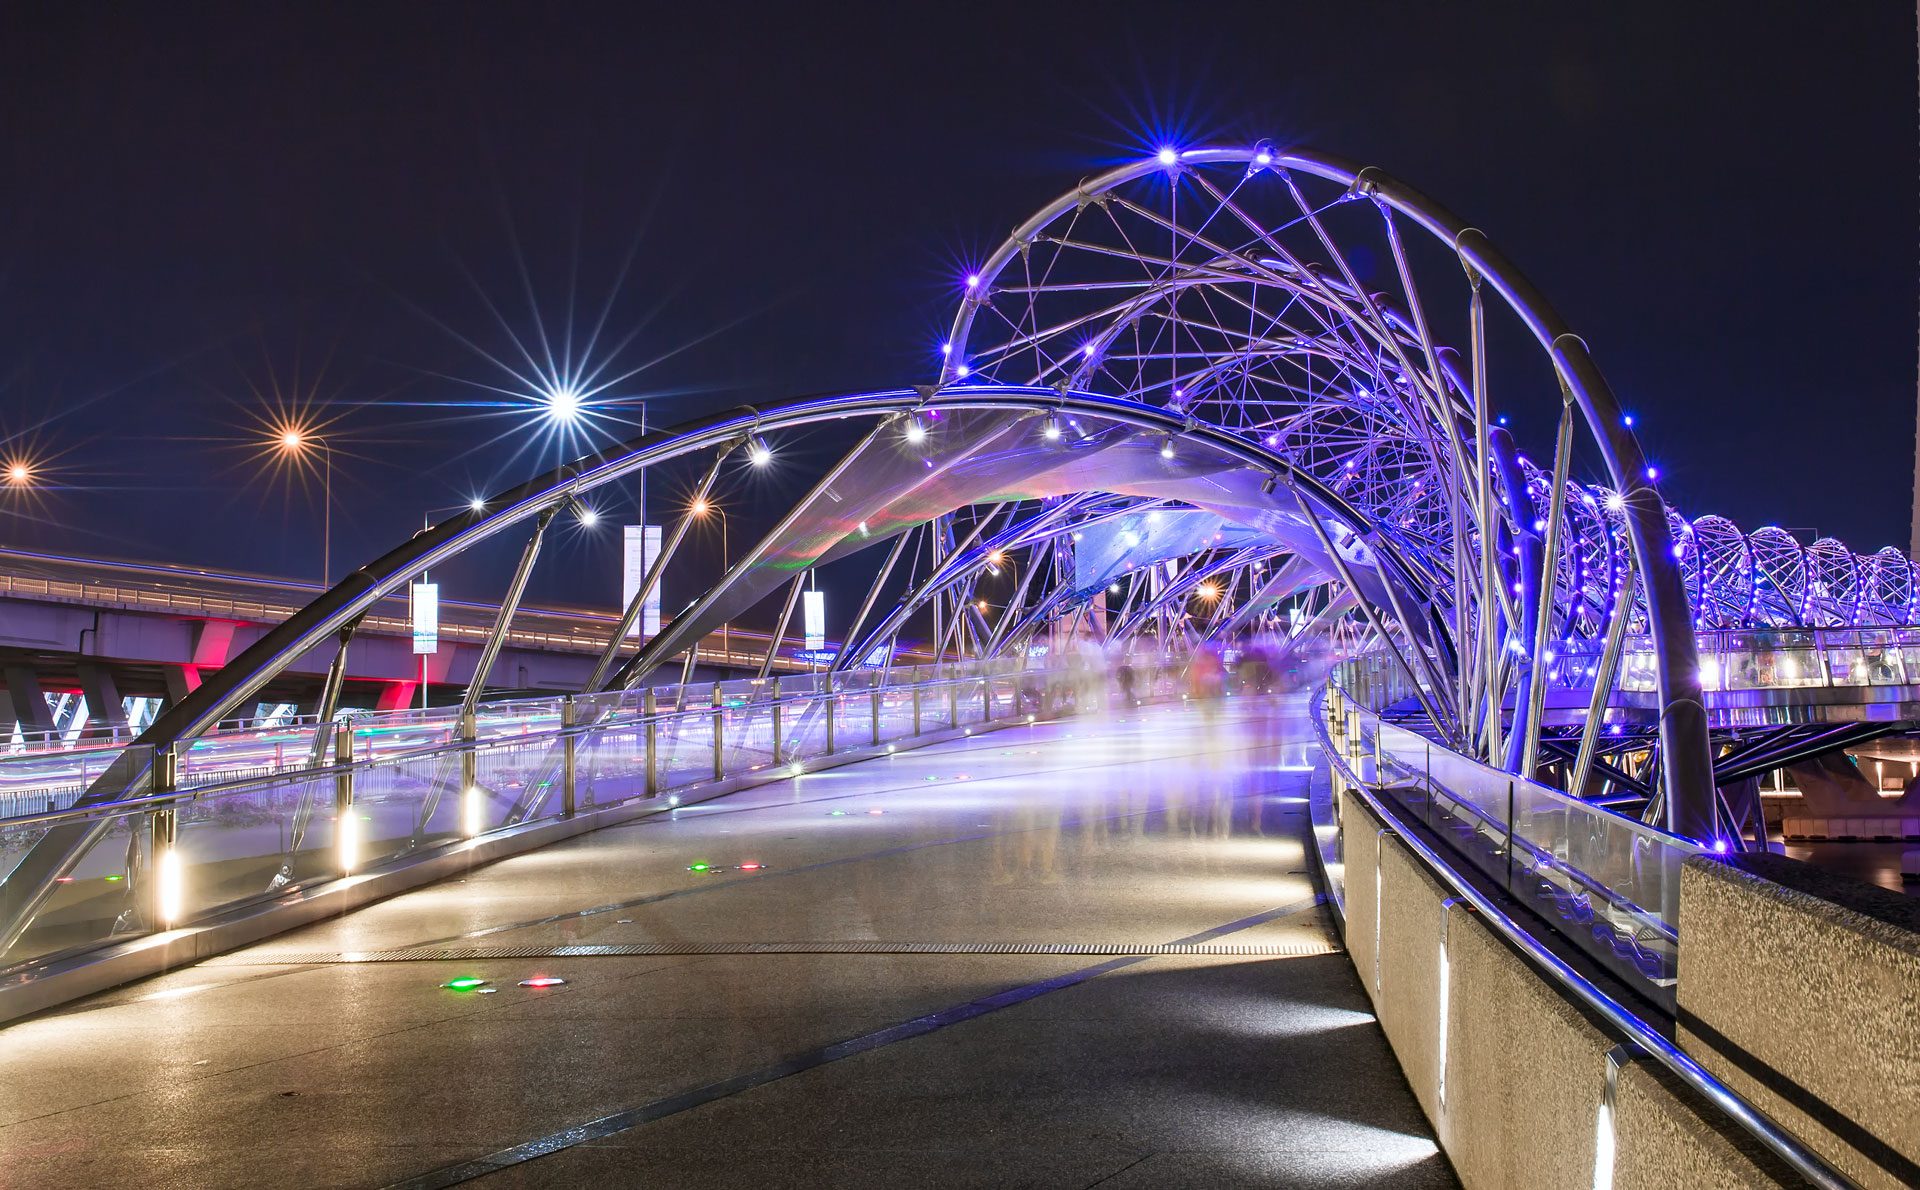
[[410, 582, 438, 655], [803, 589, 826, 651], [622, 525, 663, 637]]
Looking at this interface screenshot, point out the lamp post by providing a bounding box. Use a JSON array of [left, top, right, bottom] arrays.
[[692, 497, 730, 666], [277, 430, 333, 587], [410, 498, 488, 713]]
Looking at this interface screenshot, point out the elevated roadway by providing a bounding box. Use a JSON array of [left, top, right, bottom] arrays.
[[0, 547, 898, 745]]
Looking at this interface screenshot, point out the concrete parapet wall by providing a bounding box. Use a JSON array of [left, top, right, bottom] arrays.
[[1335, 785, 1795, 1190], [1375, 831, 1447, 1123], [1436, 875, 1610, 1190], [1614, 1062, 1797, 1190], [1677, 854, 1920, 1190]]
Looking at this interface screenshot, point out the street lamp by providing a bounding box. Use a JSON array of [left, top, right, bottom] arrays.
[[274, 429, 334, 587], [691, 497, 731, 663]]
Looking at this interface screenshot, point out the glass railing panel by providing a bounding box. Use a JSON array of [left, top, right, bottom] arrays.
[[876, 685, 916, 742], [1721, 649, 1765, 690], [721, 698, 777, 774], [655, 708, 713, 791], [1824, 646, 1869, 686], [3, 670, 1076, 975], [992, 673, 1020, 718], [345, 751, 458, 866], [463, 738, 555, 832], [1358, 704, 1698, 1001], [0, 809, 151, 970], [1619, 648, 1658, 692], [172, 773, 329, 920], [578, 715, 647, 808], [772, 693, 819, 761]]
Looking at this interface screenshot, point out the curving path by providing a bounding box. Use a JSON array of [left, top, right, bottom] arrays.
[[0, 698, 1454, 1189]]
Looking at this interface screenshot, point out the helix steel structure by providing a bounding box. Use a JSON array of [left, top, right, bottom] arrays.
[[1509, 464, 1920, 633], [931, 143, 1919, 830], [6, 140, 1906, 953]]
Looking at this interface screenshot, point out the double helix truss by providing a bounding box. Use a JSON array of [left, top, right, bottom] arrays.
[[934, 144, 1916, 833]]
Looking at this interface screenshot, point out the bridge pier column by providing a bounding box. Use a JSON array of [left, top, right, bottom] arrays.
[[76, 664, 127, 733], [1, 664, 53, 734]]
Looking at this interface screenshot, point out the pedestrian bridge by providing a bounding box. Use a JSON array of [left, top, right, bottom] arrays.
[[3, 143, 1917, 1189]]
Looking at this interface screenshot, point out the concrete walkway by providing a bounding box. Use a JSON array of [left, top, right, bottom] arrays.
[[0, 697, 1455, 1189]]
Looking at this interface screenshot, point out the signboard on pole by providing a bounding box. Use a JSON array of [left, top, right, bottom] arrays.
[[622, 525, 663, 637], [410, 582, 439, 654], [802, 589, 826, 652]]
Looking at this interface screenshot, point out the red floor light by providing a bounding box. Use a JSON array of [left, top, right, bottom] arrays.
[[518, 977, 566, 988]]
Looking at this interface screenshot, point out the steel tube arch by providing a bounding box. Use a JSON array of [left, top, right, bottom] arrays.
[[940, 146, 1710, 833], [0, 384, 1443, 950]]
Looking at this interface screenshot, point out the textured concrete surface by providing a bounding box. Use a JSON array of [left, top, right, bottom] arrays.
[[1374, 833, 1449, 1124], [1333, 780, 1799, 1189], [0, 697, 1456, 1190], [1337, 787, 1383, 998], [1677, 855, 1920, 1190], [1613, 1061, 1789, 1190], [1437, 903, 1610, 1190]]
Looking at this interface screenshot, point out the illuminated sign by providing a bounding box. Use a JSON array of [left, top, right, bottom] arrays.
[[410, 582, 438, 654], [803, 589, 826, 651], [622, 525, 664, 637]]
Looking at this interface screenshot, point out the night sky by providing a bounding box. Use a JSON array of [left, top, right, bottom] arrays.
[[1, 3, 1913, 616]]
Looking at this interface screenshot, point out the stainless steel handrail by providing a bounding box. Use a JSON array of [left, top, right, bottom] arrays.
[[1312, 682, 1861, 1190]]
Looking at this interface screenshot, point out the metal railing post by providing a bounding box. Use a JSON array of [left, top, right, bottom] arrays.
[[643, 688, 659, 798], [871, 682, 881, 745], [913, 671, 922, 735], [823, 672, 835, 754], [561, 695, 577, 818], [334, 720, 354, 872], [1506, 780, 1517, 893], [771, 679, 784, 765], [459, 709, 477, 798], [949, 677, 958, 727], [150, 744, 179, 927], [711, 683, 725, 781]]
